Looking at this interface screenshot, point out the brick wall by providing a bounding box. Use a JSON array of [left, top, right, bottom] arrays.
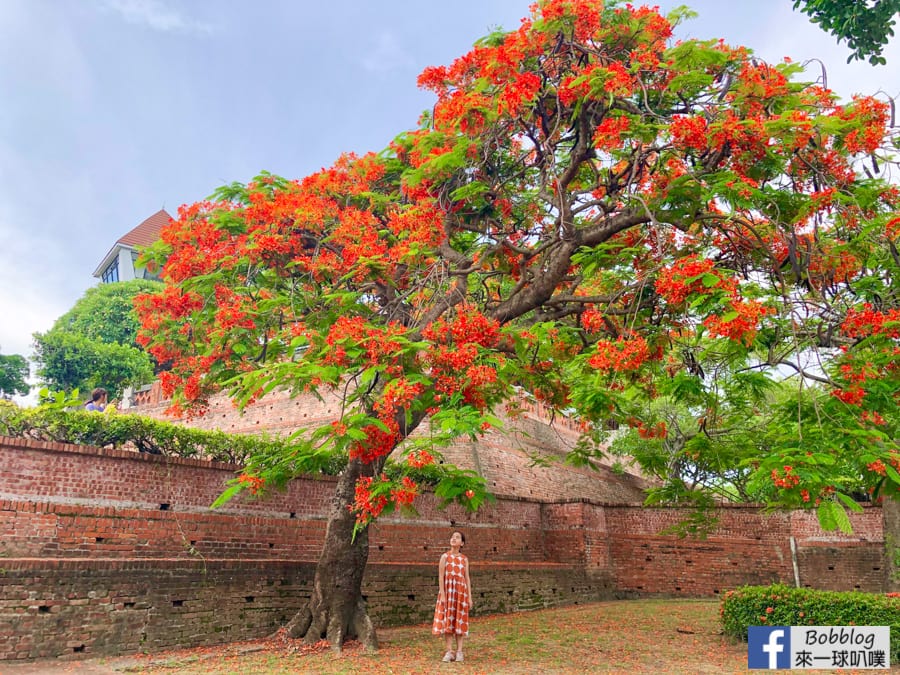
[[0, 435, 887, 662], [604, 504, 886, 596], [0, 436, 614, 661], [128, 386, 651, 504]]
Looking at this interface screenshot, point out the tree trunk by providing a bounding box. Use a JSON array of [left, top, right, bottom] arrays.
[[282, 457, 378, 652]]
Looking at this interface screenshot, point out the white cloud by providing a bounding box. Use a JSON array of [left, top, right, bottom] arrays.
[[361, 31, 414, 73], [0, 213, 70, 359], [0, 0, 94, 104], [100, 0, 215, 34]]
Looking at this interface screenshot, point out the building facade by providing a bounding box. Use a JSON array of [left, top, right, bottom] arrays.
[[92, 209, 171, 283]]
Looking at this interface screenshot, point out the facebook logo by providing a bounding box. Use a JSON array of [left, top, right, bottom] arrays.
[[749, 626, 791, 669]]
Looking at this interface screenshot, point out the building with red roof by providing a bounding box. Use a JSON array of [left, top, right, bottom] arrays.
[[92, 209, 171, 283]]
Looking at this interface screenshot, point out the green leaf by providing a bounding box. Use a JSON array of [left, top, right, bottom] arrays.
[[719, 310, 739, 323], [359, 367, 379, 389], [211, 483, 243, 509], [885, 464, 900, 485], [816, 500, 837, 531], [835, 491, 864, 513], [831, 501, 853, 534]]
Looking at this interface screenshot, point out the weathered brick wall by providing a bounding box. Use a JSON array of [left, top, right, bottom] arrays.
[[0, 435, 887, 662], [0, 559, 314, 660], [0, 436, 613, 661], [129, 386, 651, 504], [0, 558, 600, 662], [604, 504, 886, 596]]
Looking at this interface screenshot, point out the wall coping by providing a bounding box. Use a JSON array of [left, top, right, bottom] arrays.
[[0, 434, 243, 471]]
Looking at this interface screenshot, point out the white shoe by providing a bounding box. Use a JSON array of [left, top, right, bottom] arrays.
[[456, 651, 464, 662], [442, 651, 455, 662]]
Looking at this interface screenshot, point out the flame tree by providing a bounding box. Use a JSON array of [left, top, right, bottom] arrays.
[[136, 0, 898, 651]]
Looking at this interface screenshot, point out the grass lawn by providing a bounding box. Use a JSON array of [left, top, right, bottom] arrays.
[[106, 599, 772, 674]]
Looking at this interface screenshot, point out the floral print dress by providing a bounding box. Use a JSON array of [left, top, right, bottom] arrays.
[[432, 552, 470, 636]]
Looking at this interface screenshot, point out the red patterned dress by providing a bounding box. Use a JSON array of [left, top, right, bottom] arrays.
[[432, 552, 470, 636]]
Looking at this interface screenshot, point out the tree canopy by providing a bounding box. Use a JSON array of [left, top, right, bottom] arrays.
[[794, 0, 900, 65], [33, 280, 160, 398], [136, 0, 899, 649], [0, 349, 29, 398]]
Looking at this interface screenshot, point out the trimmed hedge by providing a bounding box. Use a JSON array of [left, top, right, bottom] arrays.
[[0, 399, 343, 470], [721, 584, 900, 661]]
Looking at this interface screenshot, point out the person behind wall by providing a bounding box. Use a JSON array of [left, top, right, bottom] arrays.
[[433, 530, 473, 663], [84, 387, 116, 413]]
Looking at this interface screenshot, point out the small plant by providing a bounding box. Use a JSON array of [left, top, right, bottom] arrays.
[[721, 584, 900, 661]]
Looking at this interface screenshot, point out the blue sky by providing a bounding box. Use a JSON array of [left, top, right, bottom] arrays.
[[0, 0, 897, 386]]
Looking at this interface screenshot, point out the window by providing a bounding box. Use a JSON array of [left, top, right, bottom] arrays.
[[133, 251, 160, 281], [101, 259, 119, 283]]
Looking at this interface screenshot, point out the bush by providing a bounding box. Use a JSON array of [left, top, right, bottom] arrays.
[[0, 399, 343, 471], [721, 584, 900, 661]]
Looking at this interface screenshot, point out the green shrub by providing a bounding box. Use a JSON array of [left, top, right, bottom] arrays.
[[721, 584, 900, 661], [0, 399, 344, 471]]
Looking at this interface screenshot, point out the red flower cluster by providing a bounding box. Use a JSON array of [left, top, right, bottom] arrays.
[[386, 201, 446, 260], [422, 305, 502, 410], [406, 449, 435, 469], [539, 0, 604, 41], [212, 284, 256, 334], [654, 256, 719, 305], [593, 116, 631, 152], [349, 424, 400, 464], [323, 317, 408, 369], [841, 304, 900, 339], [350, 476, 388, 526], [657, 256, 770, 344], [837, 96, 889, 154], [771, 465, 800, 489], [422, 304, 500, 348], [390, 476, 419, 507], [703, 299, 769, 345], [350, 475, 421, 527], [670, 115, 708, 151], [237, 473, 265, 495], [867, 460, 887, 477], [733, 62, 789, 106], [886, 216, 900, 240], [587, 334, 650, 373], [580, 309, 605, 333], [374, 378, 426, 420], [637, 421, 667, 439], [831, 387, 865, 405], [861, 410, 886, 426], [498, 71, 542, 116]]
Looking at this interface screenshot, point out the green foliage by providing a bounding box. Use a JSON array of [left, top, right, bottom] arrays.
[[0, 398, 309, 466], [0, 350, 29, 397], [32, 280, 160, 398], [50, 280, 162, 346], [793, 0, 900, 64], [721, 584, 900, 660], [32, 331, 153, 400], [36, 387, 83, 410]]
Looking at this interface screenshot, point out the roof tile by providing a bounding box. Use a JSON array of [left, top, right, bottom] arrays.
[[118, 209, 171, 248]]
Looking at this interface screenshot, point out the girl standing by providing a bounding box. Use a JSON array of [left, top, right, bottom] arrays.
[[432, 530, 472, 662]]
